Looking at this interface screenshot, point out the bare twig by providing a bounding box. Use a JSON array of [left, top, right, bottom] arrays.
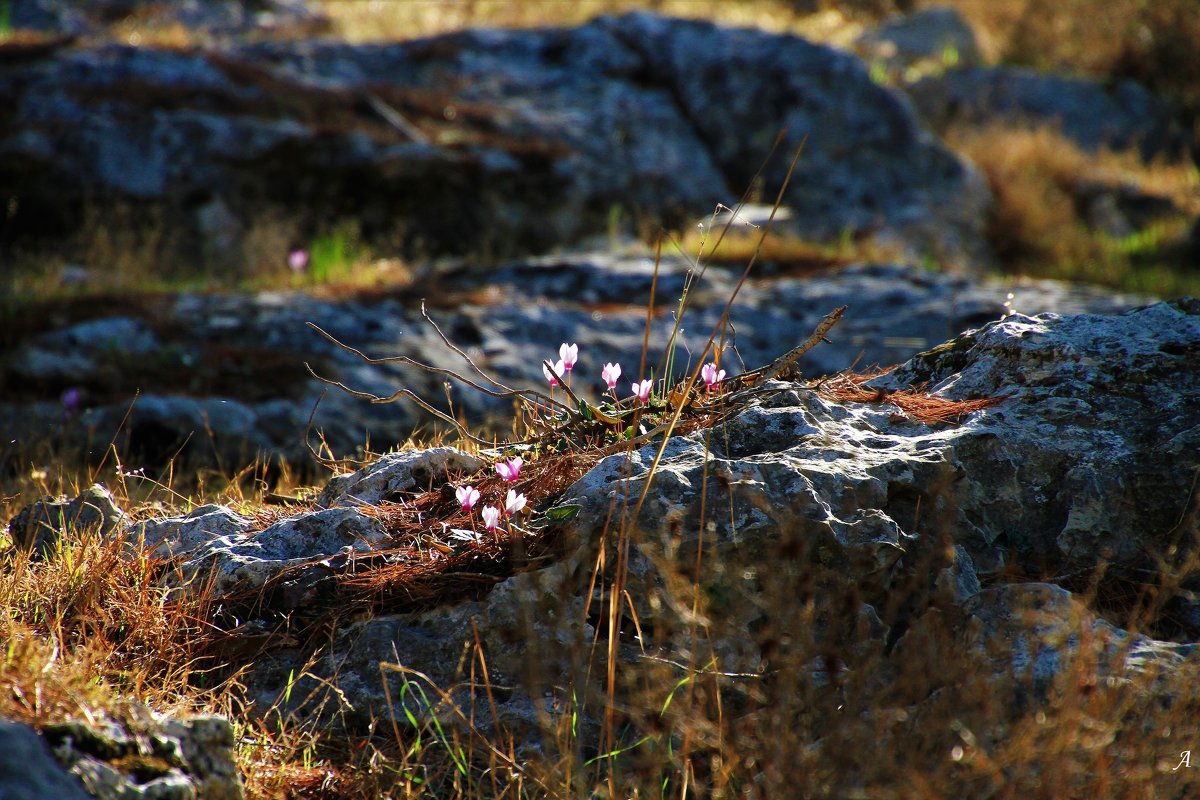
[[303, 389, 355, 472], [542, 359, 585, 411], [364, 92, 430, 145], [307, 321, 570, 413], [740, 304, 848, 388], [304, 361, 507, 448], [420, 301, 517, 395]]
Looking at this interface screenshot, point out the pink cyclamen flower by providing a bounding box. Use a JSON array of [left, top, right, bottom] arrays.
[[455, 485, 480, 512], [504, 489, 527, 516], [559, 342, 579, 373], [496, 457, 524, 482], [701, 362, 726, 389], [287, 248, 309, 273], [602, 362, 622, 390], [632, 379, 653, 404], [543, 359, 566, 387], [481, 506, 501, 532]]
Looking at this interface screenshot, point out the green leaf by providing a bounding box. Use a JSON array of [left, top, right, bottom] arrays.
[[545, 504, 581, 523]]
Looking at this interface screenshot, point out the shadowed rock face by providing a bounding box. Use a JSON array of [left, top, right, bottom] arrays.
[[0, 711, 243, 800], [0, 12, 991, 265], [871, 299, 1200, 580], [0, 720, 93, 800]]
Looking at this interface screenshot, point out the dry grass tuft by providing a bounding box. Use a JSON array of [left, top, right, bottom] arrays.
[[817, 368, 1003, 423], [0, 520, 219, 725], [313, 0, 814, 43], [948, 122, 1200, 295]]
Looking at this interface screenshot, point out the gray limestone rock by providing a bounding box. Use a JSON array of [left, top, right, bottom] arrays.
[[248, 555, 596, 745], [317, 447, 487, 508], [0, 719, 93, 800], [941, 583, 1199, 705], [0, 256, 1156, 475], [125, 504, 256, 561], [127, 504, 392, 597], [4, 316, 161, 384], [855, 7, 984, 74], [1, 13, 993, 266], [7, 483, 126, 558], [66, 296, 1194, 767], [869, 298, 1200, 578], [598, 12, 994, 268], [43, 708, 243, 800], [8, 0, 330, 40]]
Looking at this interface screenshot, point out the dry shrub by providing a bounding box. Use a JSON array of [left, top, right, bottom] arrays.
[[950, 123, 1095, 268], [947, 122, 1198, 291]]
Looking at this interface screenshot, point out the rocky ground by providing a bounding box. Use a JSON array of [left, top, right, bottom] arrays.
[[7, 294, 1200, 797], [0, 250, 1153, 477], [2, 1, 1200, 798]]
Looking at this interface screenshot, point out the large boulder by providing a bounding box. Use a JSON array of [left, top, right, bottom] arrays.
[[6, 298, 1199, 793], [0, 13, 991, 265], [871, 299, 1200, 581]]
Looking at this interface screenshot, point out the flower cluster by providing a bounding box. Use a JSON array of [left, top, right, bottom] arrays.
[[537, 342, 734, 417], [542, 342, 688, 407], [455, 456, 529, 540], [543, 342, 579, 387], [451, 347, 729, 544], [496, 456, 523, 482]]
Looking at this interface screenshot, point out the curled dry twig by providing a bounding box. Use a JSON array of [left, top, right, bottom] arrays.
[[304, 309, 583, 450]]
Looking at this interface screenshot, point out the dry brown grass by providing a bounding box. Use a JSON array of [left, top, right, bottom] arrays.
[[672, 224, 904, 278], [312, 0, 814, 43], [0, 480, 226, 752], [948, 122, 1200, 294]]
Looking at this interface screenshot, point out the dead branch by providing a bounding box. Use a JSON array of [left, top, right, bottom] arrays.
[[304, 361, 504, 448], [307, 321, 570, 413], [744, 305, 848, 388], [420, 301, 516, 395]]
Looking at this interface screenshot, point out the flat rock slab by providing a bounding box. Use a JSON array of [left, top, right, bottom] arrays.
[[126, 503, 393, 597]]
